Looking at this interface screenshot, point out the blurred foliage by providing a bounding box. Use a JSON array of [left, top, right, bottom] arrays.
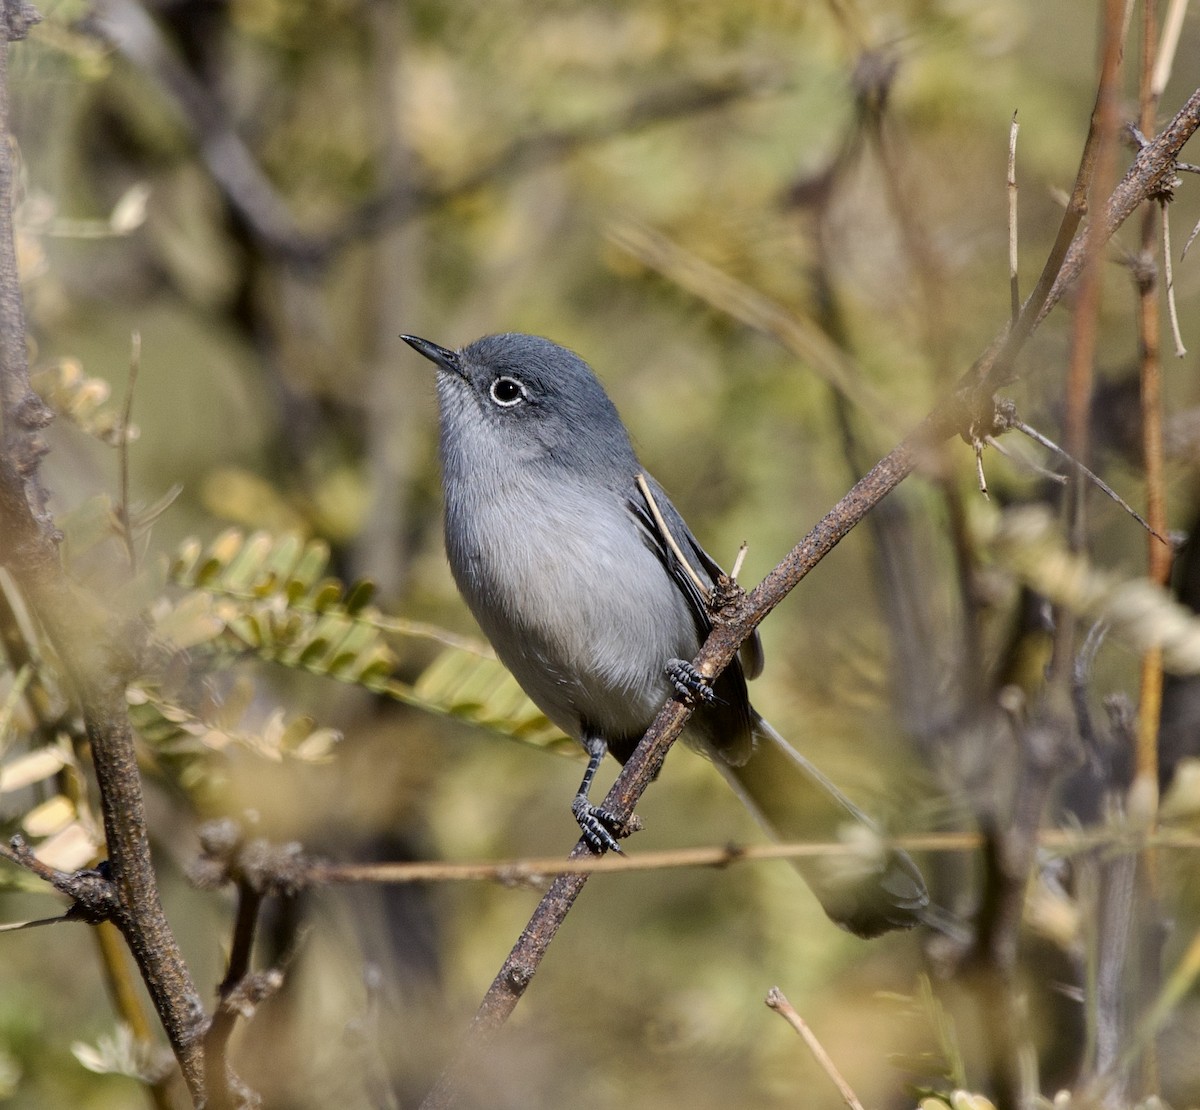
[[0, 0, 1197, 1108]]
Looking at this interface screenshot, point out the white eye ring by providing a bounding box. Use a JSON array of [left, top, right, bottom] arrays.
[[489, 376, 526, 407]]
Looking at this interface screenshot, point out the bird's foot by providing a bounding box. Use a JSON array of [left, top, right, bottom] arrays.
[[666, 658, 717, 705], [571, 795, 625, 854]]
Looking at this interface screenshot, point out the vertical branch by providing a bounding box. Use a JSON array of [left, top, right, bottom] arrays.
[[1134, 0, 1170, 819], [0, 0, 51, 507], [205, 880, 265, 1110], [1008, 111, 1021, 325], [0, 4, 213, 1105], [972, 7, 1129, 1106], [1060, 0, 1125, 534], [1131, 1, 1171, 1099], [93, 921, 180, 1110]]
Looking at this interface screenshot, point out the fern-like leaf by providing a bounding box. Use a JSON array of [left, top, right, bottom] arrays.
[[165, 529, 570, 753]]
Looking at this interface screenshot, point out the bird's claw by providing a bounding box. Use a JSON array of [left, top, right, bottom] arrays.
[[571, 795, 625, 854], [666, 658, 717, 705]]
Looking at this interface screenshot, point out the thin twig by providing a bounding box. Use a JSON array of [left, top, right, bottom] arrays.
[[115, 331, 140, 573], [1008, 111, 1021, 325], [1152, 0, 1190, 98], [729, 542, 748, 581], [765, 988, 866, 1110], [205, 880, 265, 1110], [1161, 202, 1186, 356], [305, 828, 1200, 887], [974, 84, 1200, 400], [974, 440, 989, 499], [984, 435, 1068, 483], [0, 2, 50, 522], [0, 912, 71, 930], [1011, 418, 1168, 543], [1135, 0, 1170, 829], [1129, 14, 1172, 1096]]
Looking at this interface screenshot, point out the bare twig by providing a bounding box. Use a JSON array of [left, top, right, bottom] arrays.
[[0, 834, 120, 918], [1131, 7, 1172, 1095], [1009, 417, 1168, 542], [0, 912, 70, 930], [766, 987, 866, 1110], [0, 2, 51, 520], [307, 828, 1200, 887], [1152, 0, 1190, 98], [189, 820, 307, 1109], [983, 435, 1067, 484], [973, 84, 1200, 401], [1009, 111, 1021, 325], [204, 881, 264, 1110], [1135, 0, 1171, 828], [974, 440, 989, 499], [1161, 202, 1186, 356], [115, 331, 140, 574], [729, 542, 748, 581]]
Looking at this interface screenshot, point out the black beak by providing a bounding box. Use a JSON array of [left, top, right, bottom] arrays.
[[401, 334, 461, 373]]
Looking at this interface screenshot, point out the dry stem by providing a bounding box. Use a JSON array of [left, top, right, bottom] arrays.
[[766, 987, 866, 1110]]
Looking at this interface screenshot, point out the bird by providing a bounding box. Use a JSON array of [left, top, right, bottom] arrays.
[[402, 331, 929, 937]]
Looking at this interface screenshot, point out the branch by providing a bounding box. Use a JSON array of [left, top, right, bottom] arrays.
[[766, 988, 866, 1110], [0, 5, 210, 1103], [973, 82, 1200, 400], [190, 819, 308, 1110], [306, 828, 1200, 887], [0, 1, 51, 518], [418, 82, 1200, 1109]]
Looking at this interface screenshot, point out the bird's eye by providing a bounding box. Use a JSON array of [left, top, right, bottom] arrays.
[[489, 376, 525, 407]]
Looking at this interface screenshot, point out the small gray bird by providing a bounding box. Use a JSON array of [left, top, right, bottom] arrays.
[[402, 332, 928, 937]]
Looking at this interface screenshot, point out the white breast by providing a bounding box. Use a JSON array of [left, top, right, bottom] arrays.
[[446, 471, 700, 742]]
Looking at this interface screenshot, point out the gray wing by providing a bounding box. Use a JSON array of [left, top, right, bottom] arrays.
[[627, 473, 763, 679], [626, 473, 765, 732]]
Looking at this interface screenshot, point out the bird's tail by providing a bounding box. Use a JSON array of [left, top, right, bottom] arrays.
[[716, 715, 930, 938]]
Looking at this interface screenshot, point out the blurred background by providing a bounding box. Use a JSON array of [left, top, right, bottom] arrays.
[[1, 0, 1199, 1107]]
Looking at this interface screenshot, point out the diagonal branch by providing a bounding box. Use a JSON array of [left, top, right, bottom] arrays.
[[418, 82, 1200, 1110]]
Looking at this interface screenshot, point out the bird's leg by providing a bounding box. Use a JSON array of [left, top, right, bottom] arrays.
[[665, 658, 717, 705], [571, 734, 625, 854]]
